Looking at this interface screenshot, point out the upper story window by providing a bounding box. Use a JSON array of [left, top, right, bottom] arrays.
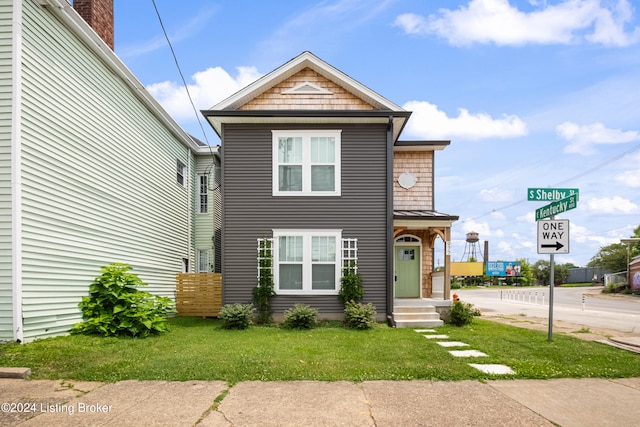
[[198, 174, 208, 214], [176, 160, 186, 186], [272, 130, 341, 196]]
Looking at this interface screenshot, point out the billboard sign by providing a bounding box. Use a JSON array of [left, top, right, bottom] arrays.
[[486, 261, 521, 277]]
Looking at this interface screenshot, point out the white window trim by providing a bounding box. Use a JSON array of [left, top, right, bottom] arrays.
[[197, 249, 210, 273], [272, 130, 341, 196], [273, 229, 342, 295], [198, 174, 208, 214], [177, 160, 186, 187]]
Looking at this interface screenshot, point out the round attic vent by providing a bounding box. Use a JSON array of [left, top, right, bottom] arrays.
[[398, 172, 417, 189]]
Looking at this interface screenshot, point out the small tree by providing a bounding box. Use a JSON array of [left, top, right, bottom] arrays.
[[72, 263, 174, 338], [253, 238, 276, 324], [516, 258, 535, 286], [587, 243, 628, 273], [338, 261, 363, 305]]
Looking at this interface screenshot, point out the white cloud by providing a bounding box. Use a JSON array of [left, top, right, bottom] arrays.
[[497, 240, 514, 255], [571, 222, 622, 246], [394, 0, 640, 47], [582, 196, 640, 214], [615, 169, 640, 187], [557, 122, 640, 155], [460, 219, 504, 238], [119, 6, 219, 58], [402, 100, 527, 140], [147, 66, 262, 121], [479, 187, 514, 202], [517, 212, 536, 223], [490, 210, 507, 221]]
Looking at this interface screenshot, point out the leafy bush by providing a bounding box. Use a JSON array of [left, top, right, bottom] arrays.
[[219, 303, 255, 330], [338, 262, 363, 304], [282, 304, 318, 329], [344, 301, 377, 330], [71, 263, 174, 338], [448, 301, 480, 327]]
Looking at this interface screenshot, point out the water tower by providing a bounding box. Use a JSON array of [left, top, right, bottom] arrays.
[[460, 231, 484, 262]]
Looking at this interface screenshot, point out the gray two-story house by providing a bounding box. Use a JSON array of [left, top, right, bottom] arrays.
[[203, 52, 457, 325]]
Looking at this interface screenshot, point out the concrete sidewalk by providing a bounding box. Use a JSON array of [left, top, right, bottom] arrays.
[[2, 377, 640, 426]]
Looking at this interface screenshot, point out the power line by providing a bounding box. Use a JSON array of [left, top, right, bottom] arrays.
[[150, 0, 217, 164], [461, 141, 640, 224]]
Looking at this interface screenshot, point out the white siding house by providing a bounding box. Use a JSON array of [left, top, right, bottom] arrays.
[[0, 0, 219, 342]]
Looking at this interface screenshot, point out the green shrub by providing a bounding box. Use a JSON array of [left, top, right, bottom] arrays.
[[282, 304, 318, 329], [219, 303, 255, 330], [448, 301, 480, 327], [71, 263, 175, 338], [253, 238, 276, 324], [344, 301, 377, 330], [338, 262, 363, 304]]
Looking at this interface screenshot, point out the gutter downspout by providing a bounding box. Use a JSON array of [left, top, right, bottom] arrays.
[[11, 0, 24, 343], [386, 116, 395, 326]]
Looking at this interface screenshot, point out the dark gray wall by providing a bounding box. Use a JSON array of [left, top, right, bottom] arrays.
[[221, 123, 388, 314], [567, 267, 610, 283]]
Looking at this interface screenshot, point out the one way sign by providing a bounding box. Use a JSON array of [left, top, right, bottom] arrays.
[[537, 219, 570, 254]]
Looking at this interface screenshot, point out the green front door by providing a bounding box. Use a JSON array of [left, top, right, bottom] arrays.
[[395, 245, 420, 297]]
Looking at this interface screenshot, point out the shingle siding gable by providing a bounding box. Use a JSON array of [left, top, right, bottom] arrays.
[[239, 68, 377, 111]]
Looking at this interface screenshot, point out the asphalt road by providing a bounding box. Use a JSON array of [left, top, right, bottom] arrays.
[[455, 286, 640, 334]]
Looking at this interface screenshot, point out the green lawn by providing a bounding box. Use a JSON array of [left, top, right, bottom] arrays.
[[1, 317, 638, 384]]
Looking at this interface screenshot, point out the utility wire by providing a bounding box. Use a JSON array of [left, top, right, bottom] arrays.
[[150, 0, 217, 167], [461, 141, 640, 224]]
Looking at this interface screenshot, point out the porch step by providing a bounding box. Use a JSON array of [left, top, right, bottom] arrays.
[[393, 305, 444, 328]]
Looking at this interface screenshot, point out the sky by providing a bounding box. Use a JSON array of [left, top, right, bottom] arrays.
[[110, 0, 640, 268]]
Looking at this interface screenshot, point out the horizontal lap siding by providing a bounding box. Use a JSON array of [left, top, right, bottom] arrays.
[[194, 155, 217, 272], [19, 2, 192, 340], [0, 3, 13, 341], [223, 123, 387, 314]]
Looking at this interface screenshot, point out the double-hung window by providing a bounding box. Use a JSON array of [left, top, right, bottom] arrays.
[[274, 230, 341, 294], [176, 160, 186, 186], [197, 249, 209, 273], [273, 130, 341, 196], [198, 174, 208, 214]]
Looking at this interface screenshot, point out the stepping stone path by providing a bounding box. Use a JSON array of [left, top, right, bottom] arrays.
[[415, 329, 515, 375], [436, 341, 469, 347]]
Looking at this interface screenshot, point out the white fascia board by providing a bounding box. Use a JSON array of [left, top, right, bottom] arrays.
[[40, 0, 202, 153]]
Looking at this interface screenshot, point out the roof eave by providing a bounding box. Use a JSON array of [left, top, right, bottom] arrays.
[[202, 109, 412, 142]]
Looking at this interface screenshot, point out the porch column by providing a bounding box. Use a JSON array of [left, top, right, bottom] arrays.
[[444, 227, 451, 300]]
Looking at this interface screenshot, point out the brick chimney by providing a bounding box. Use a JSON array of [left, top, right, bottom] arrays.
[[73, 0, 114, 50]]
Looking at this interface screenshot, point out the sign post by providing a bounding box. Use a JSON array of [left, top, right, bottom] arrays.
[[528, 188, 578, 341], [548, 227, 555, 342]]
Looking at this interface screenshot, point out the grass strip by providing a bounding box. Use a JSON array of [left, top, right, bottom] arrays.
[[1, 317, 638, 384]]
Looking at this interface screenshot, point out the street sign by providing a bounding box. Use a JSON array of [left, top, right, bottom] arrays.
[[537, 219, 569, 254], [527, 188, 578, 201], [535, 194, 577, 220]]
